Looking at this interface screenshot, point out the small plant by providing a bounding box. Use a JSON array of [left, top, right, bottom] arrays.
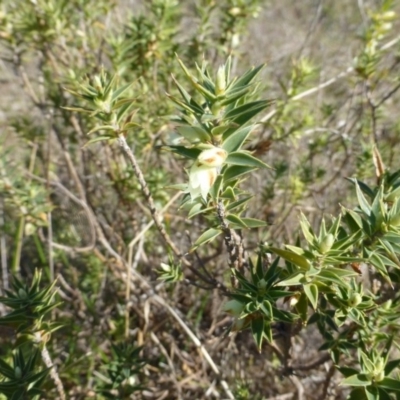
[[0, 270, 63, 399], [95, 343, 146, 399]]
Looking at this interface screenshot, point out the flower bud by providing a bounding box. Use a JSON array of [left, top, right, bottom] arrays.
[[15, 366, 22, 379], [223, 299, 245, 317], [348, 293, 362, 307], [216, 65, 226, 95], [319, 233, 334, 254]]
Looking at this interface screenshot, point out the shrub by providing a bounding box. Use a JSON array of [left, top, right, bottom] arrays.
[[1, 0, 400, 399]]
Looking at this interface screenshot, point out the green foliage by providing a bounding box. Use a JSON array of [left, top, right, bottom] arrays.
[[1, 0, 400, 398], [0, 271, 60, 399], [95, 343, 146, 399], [0, 270, 61, 335], [0, 348, 49, 400]]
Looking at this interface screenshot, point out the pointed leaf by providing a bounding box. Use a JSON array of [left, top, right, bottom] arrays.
[[251, 317, 265, 352], [226, 151, 271, 169], [304, 283, 318, 309], [222, 126, 254, 153], [355, 182, 371, 216], [224, 100, 273, 125], [379, 377, 400, 392], [223, 165, 257, 182], [341, 374, 371, 387], [192, 228, 222, 249], [240, 218, 267, 228], [269, 247, 310, 270]]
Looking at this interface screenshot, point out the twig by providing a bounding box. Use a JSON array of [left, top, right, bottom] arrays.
[[150, 294, 235, 399], [266, 394, 294, 400], [321, 364, 336, 399], [259, 34, 400, 124], [150, 332, 182, 399], [117, 134, 183, 258], [0, 197, 8, 291], [126, 231, 145, 338], [34, 332, 66, 400], [291, 353, 331, 371], [26, 174, 96, 253], [127, 191, 182, 249], [375, 81, 400, 108], [289, 375, 304, 400], [216, 201, 245, 283]]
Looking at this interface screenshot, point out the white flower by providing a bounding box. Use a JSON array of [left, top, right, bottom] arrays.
[[188, 147, 227, 200], [197, 147, 227, 167]]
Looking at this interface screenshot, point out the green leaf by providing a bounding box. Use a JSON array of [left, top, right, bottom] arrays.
[[226, 214, 248, 228], [227, 64, 264, 92], [277, 273, 306, 286], [220, 84, 254, 106], [343, 208, 364, 232], [83, 135, 113, 146], [370, 186, 384, 226], [223, 165, 257, 182], [192, 228, 222, 250], [222, 126, 254, 153], [240, 218, 267, 228], [176, 125, 211, 143], [209, 174, 224, 201], [226, 151, 271, 169], [383, 232, 400, 244], [172, 77, 204, 113], [260, 300, 272, 319], [328, 215, 342, 237], [111, 82, 133, 101], [304, 283, 318, 309], [347, 178, 375, 199], [269, 247, 310, 270], [378, 377, 400, 392], [224, 100, 273, 125], [365, 386, 379, 400], [355, 181, 371, 216], [168, 146, 201, 160], [385, 359, 400, 375], [341, 374, 371, 387], [318, 269, 357, 286], [176, 57, 217, 101], [226, 196, 253, 212], [211, 124, 233, 138], [368, 252, 391, 279], [285, 245, 306, 256], [251, 317, 265, 352], [295, 292, 309, 322], [188, 203, 203, 218], [299, 213, 317, 247], [337, 366, 360, 378], [87, 125, 118, 135]]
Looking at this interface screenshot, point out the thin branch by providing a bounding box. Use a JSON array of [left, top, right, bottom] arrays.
[[127, 191, 182, 249], [117, 134, 183, 258], [375, 81, 400, 108], [216, 200, 246, 286], [259, 34, 400, 124], [291, 353, 331, 371], [0, 197, 8, 291], [34, 332, 66, 400], [125, 231, 144, 339], [321, 364, 336, 400]]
